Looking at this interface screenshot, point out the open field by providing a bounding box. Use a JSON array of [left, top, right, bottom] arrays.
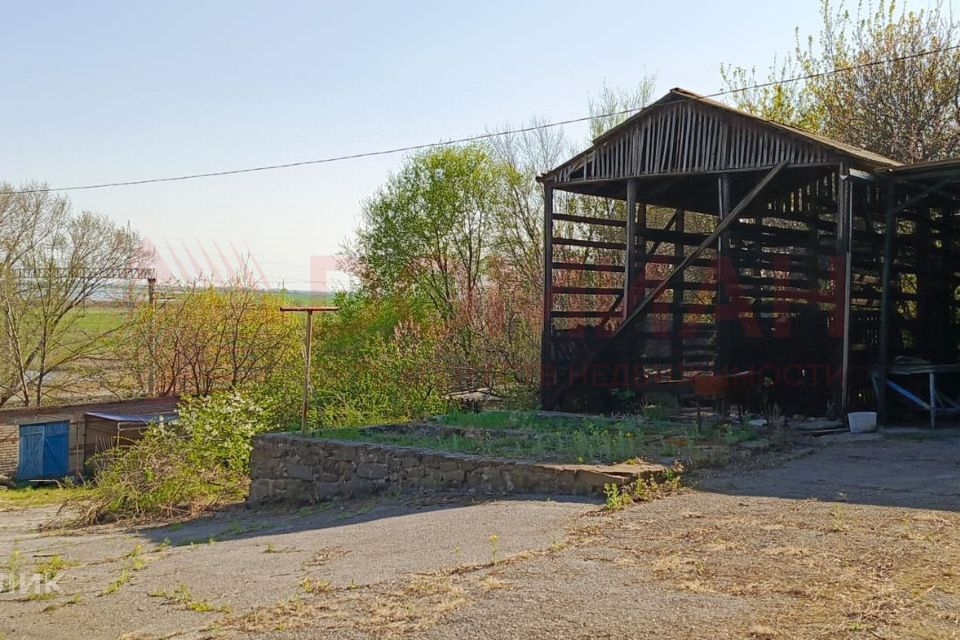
[[0, 431, 957, 639], [277, 291, 336, 307]]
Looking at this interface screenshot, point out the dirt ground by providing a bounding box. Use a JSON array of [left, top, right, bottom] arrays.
[[1, 429, 958, 640]]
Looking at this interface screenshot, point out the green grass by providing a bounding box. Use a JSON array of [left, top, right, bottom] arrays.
[[0, 485, 93, 509], [435, 410, 630, 433], [278, 290, 337, 307], [310, 411, 754, 465], [149, 583, 231, 613], [70, 306, 125, 334]]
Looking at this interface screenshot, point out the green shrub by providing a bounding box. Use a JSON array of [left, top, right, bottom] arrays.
[[68, 429, 245, 524], [174, 389, 278, 473], [308, 292, 451, 428], [64, 388, 275, 524]]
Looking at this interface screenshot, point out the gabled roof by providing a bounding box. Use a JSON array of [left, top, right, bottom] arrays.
[[604, 88, 899, 168], [541, 88, 901, 186]]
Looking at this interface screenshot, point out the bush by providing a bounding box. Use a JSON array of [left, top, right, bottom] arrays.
[[175, 389, 279, 473], [67, 429, 245, 524], [309, 292, 451, 428], [63, 389, 276, 524]]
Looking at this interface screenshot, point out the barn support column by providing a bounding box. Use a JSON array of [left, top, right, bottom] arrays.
[[540, 185, 555, 408], [877, 179, 897, 425], [624, 179, 638, 316], [837, 164, 853, 413], [671, 209, 686, 380], [916, 205, 931, 359], [716, 174, 732, 375]]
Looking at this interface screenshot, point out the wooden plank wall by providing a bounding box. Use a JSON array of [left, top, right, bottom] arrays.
[[554, 101, 834, 185], [543, 167, 857, 413]]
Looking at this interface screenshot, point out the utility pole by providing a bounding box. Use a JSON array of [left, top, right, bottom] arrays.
[[147, 275, 157, 397], [279, 306, 338, 434]]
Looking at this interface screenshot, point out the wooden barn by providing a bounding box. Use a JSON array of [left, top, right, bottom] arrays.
[[538, 88, 960, 423]]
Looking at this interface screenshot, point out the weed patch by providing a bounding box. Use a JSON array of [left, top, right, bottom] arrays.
[[149, 583, 231, 614]]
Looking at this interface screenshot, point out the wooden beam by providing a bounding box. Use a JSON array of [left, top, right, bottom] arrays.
[[624, 179, 638, 317], [716, 174, 732, 373], [551, 310, 622, 319], [553, 286, 622, 295], [552, 213, 626, 228], [671, 209, 686, 380], [551, 261, 624, 273], [540, 186, 554, 408], [877, 178, 897, 425], [553, 237, 626, 251], [544, 161, 789, 407]]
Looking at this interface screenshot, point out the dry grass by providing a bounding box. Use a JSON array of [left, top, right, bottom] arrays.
[[352, 574, 468, 637], [301, 546, 349, 569], [600, 498, 960, 638], [218, 573, 471, 639]]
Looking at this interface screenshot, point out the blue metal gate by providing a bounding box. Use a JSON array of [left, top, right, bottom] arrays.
[[18, 421, 69, 480]]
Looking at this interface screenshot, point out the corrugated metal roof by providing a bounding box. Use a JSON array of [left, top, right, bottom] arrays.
[[84, 411, 178, 424]]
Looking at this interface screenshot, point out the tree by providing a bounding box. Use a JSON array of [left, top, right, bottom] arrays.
[[119, 276, 298, 397], [351, 79, 661, 401], [353, 144, 511, 318], [0, 184, 149, 406], [722, 0, 960, 163]]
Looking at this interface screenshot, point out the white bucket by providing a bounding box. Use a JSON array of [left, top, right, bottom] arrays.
[[848, 411, 878, 433]]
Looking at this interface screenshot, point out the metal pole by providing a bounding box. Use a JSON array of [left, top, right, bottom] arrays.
[[147, 277, 157, 397], [838, 165, 853, 415], [279, 306, 338, 434], [302, 310, 313, 434]]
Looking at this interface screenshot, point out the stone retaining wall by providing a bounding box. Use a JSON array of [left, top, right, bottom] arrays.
[[248, 432, 665, 505]]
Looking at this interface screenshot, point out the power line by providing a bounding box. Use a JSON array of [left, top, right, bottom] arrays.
[[3, 42, 958, 197]]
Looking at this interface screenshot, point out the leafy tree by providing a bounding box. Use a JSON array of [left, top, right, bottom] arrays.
[[722, 0, 960, 163], [353, 144, 511, 319], [350, 79, 662, 402]]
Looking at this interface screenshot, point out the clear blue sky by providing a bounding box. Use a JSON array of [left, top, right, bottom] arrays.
[[0, 0, 953, 289]]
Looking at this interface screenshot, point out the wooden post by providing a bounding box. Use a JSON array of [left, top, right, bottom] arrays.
[[716, 174, 732, 374], [540, 185, 555, 408], [877, 179, 897, 425], [147, 276, 157, 397], [624, 179, 638, 317], [280, 306, 339, 433], [837, 164, 853, 414], [671, 210, 686, 380], [916, 205, 931, 358], [636, 200, 648, 383]]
